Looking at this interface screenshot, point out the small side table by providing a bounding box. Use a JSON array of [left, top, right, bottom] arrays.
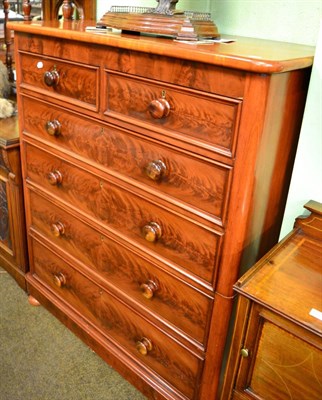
[[221, 200, 322, 400], [0, 115, 28, 289]]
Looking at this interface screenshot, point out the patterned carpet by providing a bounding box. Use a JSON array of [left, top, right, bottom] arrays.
[[0, 269, 146, 400]]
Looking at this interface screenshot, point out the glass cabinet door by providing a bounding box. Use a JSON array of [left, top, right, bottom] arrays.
[[0, 178, 11, 251]]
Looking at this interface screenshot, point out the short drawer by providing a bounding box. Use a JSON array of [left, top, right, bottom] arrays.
[[19, 52, 99, 110], [28, 189, 214, 346], [24, 143, 222, 284], [104, 71, 242, 157], [21, 95, 231, 222], [30, 238, 204, 399]]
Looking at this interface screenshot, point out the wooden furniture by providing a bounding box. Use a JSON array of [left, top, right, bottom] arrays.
[[99, 1, 220, 41], [0, 1, 28, 289], [1, 0, 21, 81], [0, 117, 28, 289], [221, 200, 322, 399], [22, 0, 96, 21], [9, 19, 314, 399]]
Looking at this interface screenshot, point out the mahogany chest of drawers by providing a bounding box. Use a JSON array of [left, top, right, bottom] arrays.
[[221, 200, 322, 399], [0, 116, 28, 289], [10, 19, 314, 399]]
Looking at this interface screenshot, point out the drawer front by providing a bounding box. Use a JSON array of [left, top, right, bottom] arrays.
[[24, 143, 221, 283], [30, 238, 204, 399], [16, 34, 246, 98], [104, 71, 242, 157], [29, 189, 213, 345], [21, 95, 231, 222], [19, 52, 99, 110]]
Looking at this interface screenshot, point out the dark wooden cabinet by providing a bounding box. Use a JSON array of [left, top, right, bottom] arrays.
[[9, 19, 314, 399], [221, 200, 322, 400], [0, 116, 28, 289]]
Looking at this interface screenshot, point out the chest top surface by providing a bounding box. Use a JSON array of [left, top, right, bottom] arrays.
[[0, 116, 19, 148], [8, 19, 315, 73]]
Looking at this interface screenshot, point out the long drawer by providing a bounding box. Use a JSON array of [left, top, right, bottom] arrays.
[[28, 189, 214, 346], [30, 237, 204, 399], [24, 143, 222, 284], [21, 95, 232, 223]]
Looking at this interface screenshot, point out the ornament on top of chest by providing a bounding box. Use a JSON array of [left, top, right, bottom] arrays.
[[154, 0, 179, 15], [97, 0, 220, 41]]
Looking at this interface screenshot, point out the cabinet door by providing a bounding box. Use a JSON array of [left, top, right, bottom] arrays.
[[0, 177, 12, 251], [233, 304, 322, 400]]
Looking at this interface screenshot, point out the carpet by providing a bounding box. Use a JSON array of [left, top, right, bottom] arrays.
[[0, 269, 146, 400]]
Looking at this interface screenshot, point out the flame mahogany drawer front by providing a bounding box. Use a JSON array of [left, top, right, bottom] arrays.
[[24, 143, 222, 284], [103, 71, 242, 157], [28, 189, 214, 346], [12, 23, 314, 400], [30, 238, 204, 399], [21, 95, 232, 222], [19, 52, 99, 110]]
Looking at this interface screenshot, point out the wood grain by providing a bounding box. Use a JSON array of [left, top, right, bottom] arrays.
[[24, 143, 222, 284], [31, 238, 204, 399], [20, 51, 99, 109], [11, 22, 314, 400], [28, 189, 214, 346], [21, 95, 232, 222]]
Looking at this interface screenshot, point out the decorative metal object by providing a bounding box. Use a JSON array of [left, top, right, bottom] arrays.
[[98, 0, 220, 41]]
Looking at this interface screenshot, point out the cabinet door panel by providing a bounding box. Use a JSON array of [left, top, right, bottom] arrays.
[[234, 305, 322, 400], [0, 178, 11, 250]]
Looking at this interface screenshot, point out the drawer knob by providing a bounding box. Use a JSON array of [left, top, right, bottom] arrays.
[[145, 160, 167, 181], [136, 337, 153, 356], [142, 222, 162, 242], [240, 348, 249, 358], [53, 272, 66, 288], [51, 221, 65, 237], [148, 98, 170, 119], [45, 120, 61, 137], [48, 170, 63, 186], [44, 68, 60, 87], [140, 280, 158, 299]]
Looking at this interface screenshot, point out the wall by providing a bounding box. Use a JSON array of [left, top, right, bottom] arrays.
[[212, 0, 321, 46], [210, 1, 322, 237], [96, 1, 211, 20], [96, 0, 322, 238]]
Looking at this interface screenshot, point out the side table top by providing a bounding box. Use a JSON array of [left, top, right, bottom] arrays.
[[0, 115, 19, 149], [234, 201, 322, 336]]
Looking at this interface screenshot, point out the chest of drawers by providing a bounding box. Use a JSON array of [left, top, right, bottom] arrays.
[[221, 200, 322, 399], [10, 19, 314, 399]]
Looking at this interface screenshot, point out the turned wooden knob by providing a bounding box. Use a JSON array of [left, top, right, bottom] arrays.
[[44, 69, 60, 87], [145, 160, 167, 181], [148, 98, 170, 119], [45, 119, 61, 136], [240, 348, 249, 358], [51, 221, 65, 237], [136, 337, 153, 356], [142, 222, 162, 242], [53, 272, 66, 288], [48, 170, 63, 186], [140, 280, 158, 299]]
